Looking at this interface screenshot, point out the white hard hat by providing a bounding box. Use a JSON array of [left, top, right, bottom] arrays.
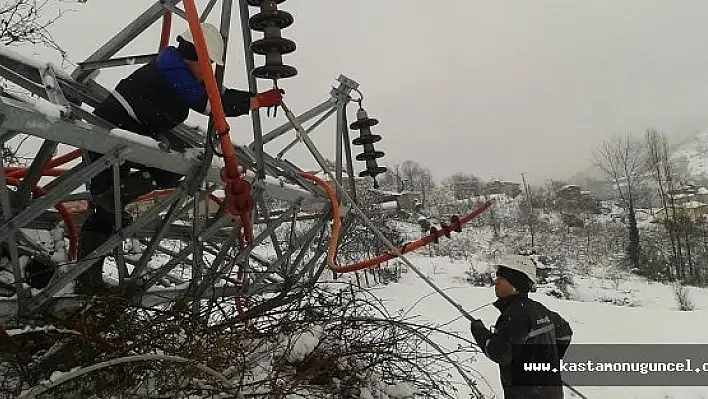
[[179, 23, 225, 65], [496, 254, 536, 284]]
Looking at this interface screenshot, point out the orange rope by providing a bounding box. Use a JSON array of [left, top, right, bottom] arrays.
[[299, 172, 492, 274], [183, 0, 231, 159], [7, 168, 66, 178], [4, 176, 78, 261], [159, 11, 172, 51], [3, 149, 84, 261], [182, 0, 254, 246]]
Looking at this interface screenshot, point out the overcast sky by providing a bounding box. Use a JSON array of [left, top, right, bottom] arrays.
[[15, 0, 708, 185]]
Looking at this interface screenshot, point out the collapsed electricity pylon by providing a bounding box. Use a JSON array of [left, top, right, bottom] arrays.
[[0, 0, 370, 322]]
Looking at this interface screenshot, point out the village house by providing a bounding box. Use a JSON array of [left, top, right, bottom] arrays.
[[655, 201, 708, 224], [369, 189, 422, 212], [554, 184, 601, 214], [483, 180, 521, 198]]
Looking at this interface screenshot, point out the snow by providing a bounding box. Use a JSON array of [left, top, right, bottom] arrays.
[[285, 325, 323, 362], [360, 387, 374, 399], [110, 128, 160, 148], [182, 147, 203, 160], [8, 92, 69, 122], [5, 325, 80, 337], [33, 99, 68, 122], [384, 383, 417, 398], [375, 201, 398, 211], [49, 370, 65, 383]]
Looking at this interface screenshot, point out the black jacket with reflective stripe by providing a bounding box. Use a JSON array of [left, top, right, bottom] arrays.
[[93, 56, 253, 141], [472, 294, 572, 398]]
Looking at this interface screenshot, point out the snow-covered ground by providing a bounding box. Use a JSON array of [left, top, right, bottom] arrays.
[[372, 254, 708, 399]]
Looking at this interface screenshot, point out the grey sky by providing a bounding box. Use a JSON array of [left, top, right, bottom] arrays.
[[18, 0, 708, 185]]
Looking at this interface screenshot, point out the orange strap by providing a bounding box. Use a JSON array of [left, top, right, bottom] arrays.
[[299, 172, 492, 273], [159, 11, 172, 51], [183, 0, 254, 245]]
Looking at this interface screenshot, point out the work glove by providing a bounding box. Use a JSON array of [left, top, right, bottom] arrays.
[[470, 318, 489, 348], [254, 88, 284, 116]]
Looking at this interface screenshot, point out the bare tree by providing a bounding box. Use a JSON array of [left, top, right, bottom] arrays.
[[645, 129, 683, 279], [379, 160, 435, 206], [0, 0, 67, 53], [443, 173, 481, 200], [594, 133, 648, 270], [1, 0, 70, 164], [520, 173, 536, 247], [379, 164, 404, 192]]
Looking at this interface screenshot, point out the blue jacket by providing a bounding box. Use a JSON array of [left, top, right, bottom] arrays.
[[94, 46, 253, 138]]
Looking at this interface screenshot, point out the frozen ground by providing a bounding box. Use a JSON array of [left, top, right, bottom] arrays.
[[372, 254, 708, 399]]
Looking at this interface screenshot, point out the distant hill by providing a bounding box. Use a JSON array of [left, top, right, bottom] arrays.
[[567, 131, 708, 198], [670, 131, 708, 186]]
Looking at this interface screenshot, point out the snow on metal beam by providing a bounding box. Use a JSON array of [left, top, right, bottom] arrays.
[[0, 96, 323, 205]]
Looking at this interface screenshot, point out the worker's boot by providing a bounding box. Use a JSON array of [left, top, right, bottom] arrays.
[[92, 171, 157, 214], [75, 209, 112, 296]]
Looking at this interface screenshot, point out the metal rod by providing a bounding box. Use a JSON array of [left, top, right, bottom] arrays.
[[195, 205, 299, 299], [72, 1, 183, 82], [255, 99, 336, 148], [238, 0, 266, 179], [77, 54, 157, 71], [129, 197, 191, 278], [39, 163, 88, 193], [246, 216, 326, 293], [112, 163, 127, 283], [200, 0, 218, 22], [134, 215, 236, 295], [277, 106, 337, 159], [0, 148, 129, 242], [187, 224, 240, 299], [341, 105, 358, 203], [335, 101, 345, 199], [257, 194, 283, 259], [40, 64, 70, 108], [14, 140, 58, 207], [28, 186, 186, 312], [287, 213, 318, 276], [161, 1, 188, 20], [0, 154, 28, 311], [131, 185, 212, 278]]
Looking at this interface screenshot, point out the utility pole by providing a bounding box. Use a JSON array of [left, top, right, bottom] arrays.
[[521, 172, 535, 248]]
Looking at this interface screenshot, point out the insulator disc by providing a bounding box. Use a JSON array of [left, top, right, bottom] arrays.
[[252, 64, 298, 79], [247, 0, 287, 7], [251, 37, 296, 55], [359, 166, 388, 178], [350, 118, 379, 130], [352, 134, 382, 146], [249, 10, 294, 31], [356, 151, 385, 161]]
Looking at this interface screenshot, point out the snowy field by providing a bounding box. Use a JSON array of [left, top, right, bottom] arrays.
[[371, 253, 708, 399]]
